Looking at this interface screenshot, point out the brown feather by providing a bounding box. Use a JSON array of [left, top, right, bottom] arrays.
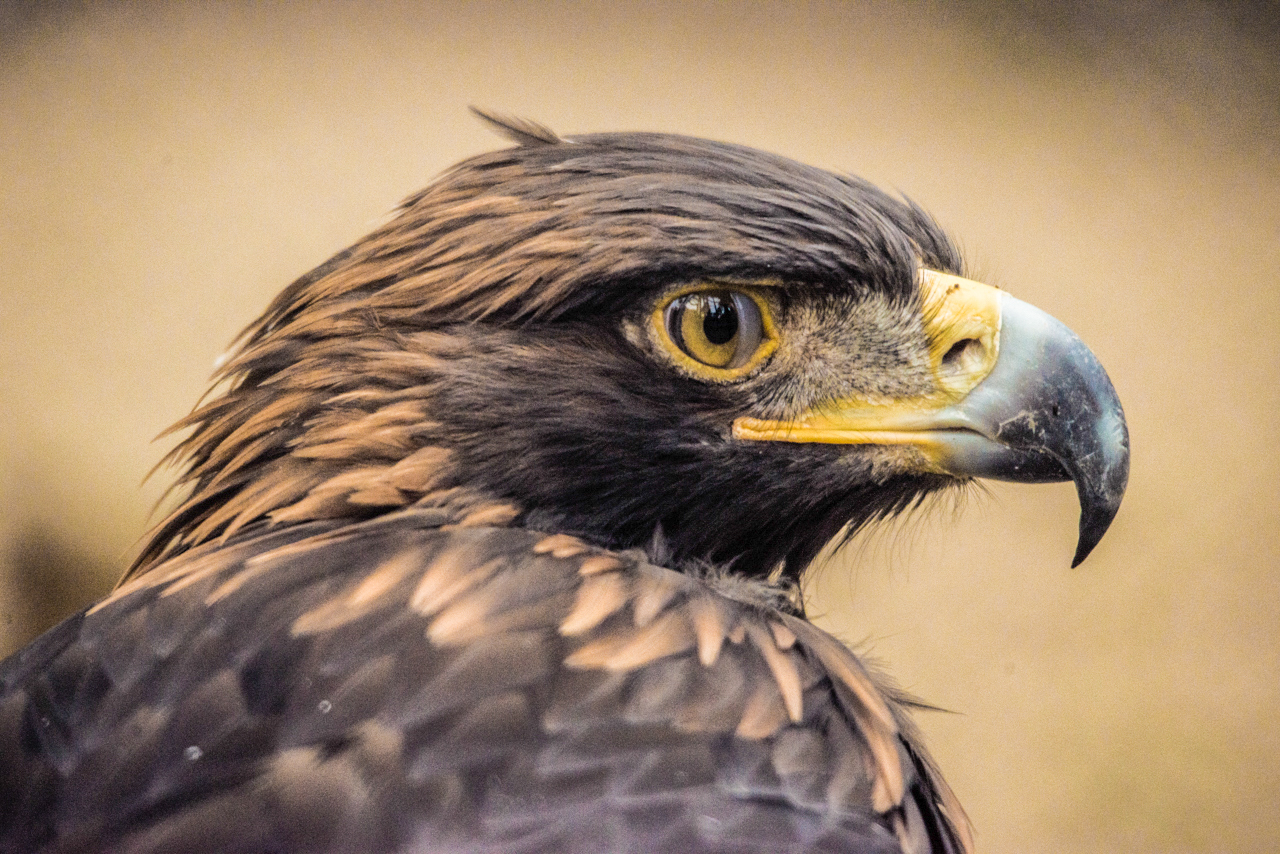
[[559, 572, 630, 637], [746, 623, 804, 724], [577, 554, 625, 576], [408, 543, 501, 617], [386, 446, 454, 493], [734, 679, 791, 741], [455, 502, 521, 527], [564, 608, 696, 671], [290, 548, 418, 636], [532, 533, 590, 558], [688, 594, 729, 667], [782, 616, 906, 812], [769, 620, 797, 650], [468, 107, 563, 147], [630, 565, 684, 627]]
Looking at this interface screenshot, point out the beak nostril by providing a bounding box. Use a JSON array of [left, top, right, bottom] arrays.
[[941, 338, 984, 375]]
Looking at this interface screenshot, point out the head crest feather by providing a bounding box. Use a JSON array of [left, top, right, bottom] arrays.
[[469, 106, 562, 147]]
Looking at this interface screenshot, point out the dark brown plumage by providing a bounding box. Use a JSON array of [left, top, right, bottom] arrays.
[[0, 114, 1127, 853]]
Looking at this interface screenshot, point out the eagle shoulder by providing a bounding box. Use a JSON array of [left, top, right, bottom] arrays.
[[1, 510, 966, 853]]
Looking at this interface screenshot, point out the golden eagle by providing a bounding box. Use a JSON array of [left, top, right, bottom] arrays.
[[0, 113, 1127, 854]]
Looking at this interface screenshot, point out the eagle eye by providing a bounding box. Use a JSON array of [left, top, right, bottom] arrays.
[[652, 287, 777, 379]]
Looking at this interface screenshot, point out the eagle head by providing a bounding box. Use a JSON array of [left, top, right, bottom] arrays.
[[132, 113, 1128, 587]]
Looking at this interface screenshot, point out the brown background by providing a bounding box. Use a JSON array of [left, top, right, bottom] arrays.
[[3, 2, 1277, 851]]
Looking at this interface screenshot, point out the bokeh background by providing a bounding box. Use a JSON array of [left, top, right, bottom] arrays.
[[3, 2, 1277, 851]]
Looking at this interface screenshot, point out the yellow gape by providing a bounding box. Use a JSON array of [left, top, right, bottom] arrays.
[[733, 269, 1003, 456]]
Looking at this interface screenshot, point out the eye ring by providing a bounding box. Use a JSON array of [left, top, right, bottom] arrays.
[[651, 286, 779, 380]]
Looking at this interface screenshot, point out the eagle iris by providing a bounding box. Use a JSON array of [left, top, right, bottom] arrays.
[[664, 289, 766, 370]]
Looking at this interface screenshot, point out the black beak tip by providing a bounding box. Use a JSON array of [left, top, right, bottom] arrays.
[[1072, 493, 1123, 566], [1070, 489, 1126, 567], [1068, 426, 1130, 568], [1071, 519, 1109, 568]]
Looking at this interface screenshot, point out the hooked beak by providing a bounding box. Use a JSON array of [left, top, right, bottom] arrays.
[[733, 271, 1130, 566]]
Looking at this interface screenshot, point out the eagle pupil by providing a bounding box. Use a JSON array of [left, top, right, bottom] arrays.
[[702, 296, 738, 345]]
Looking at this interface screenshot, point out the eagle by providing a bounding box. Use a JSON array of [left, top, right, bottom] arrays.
[[0, 113, 1128, 854]]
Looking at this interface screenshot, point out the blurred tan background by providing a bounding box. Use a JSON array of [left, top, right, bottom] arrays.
[[2, 2, 1277, 851]]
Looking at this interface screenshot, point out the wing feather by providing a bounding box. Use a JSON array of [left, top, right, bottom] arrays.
[[1, 515, 970, 852]]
